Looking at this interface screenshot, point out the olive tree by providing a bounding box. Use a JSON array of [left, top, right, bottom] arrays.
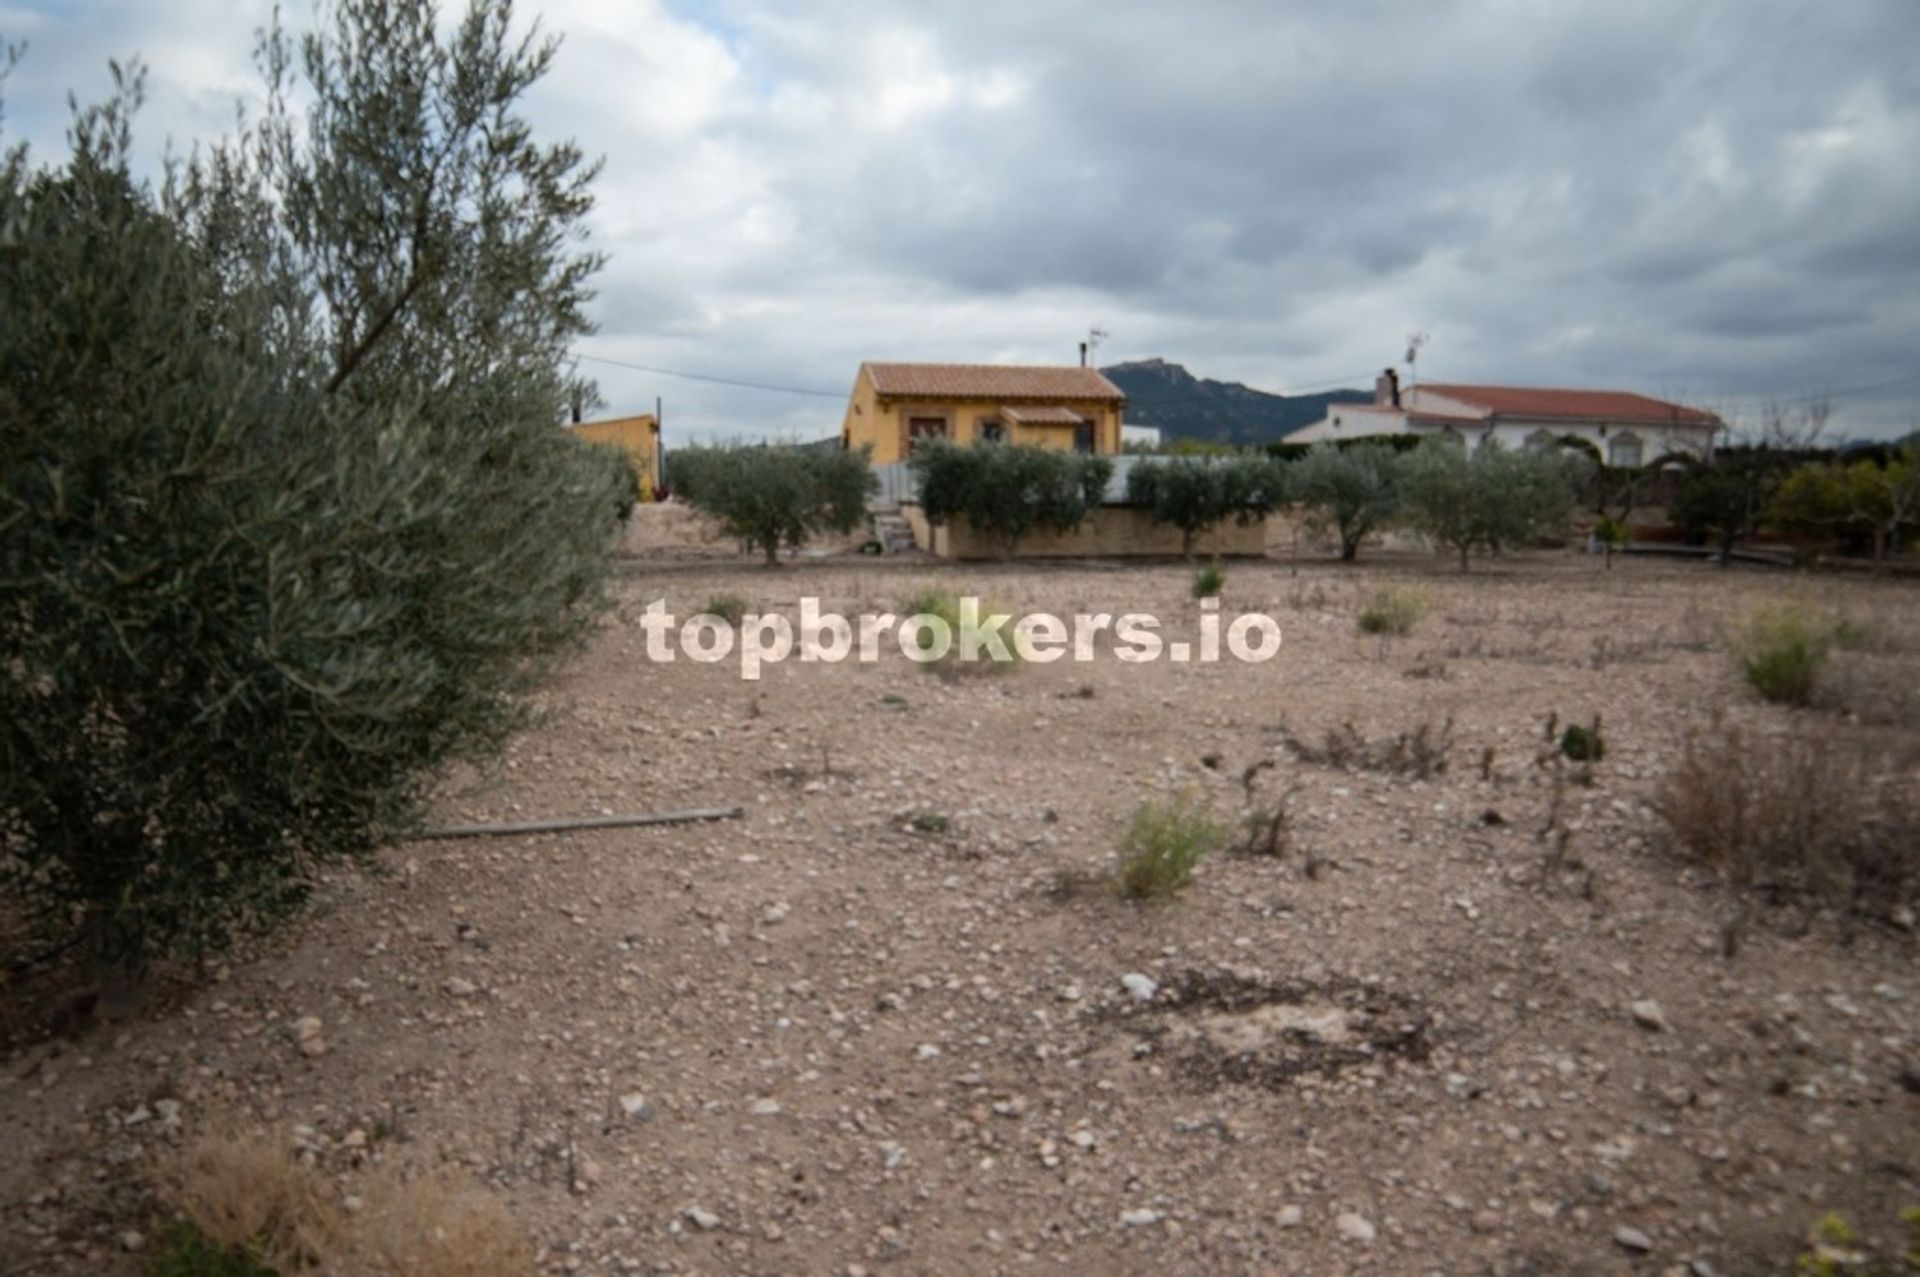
[[1, 0, 626, 976], [1767, 448, 1920, 570], [909, 441, 1112, 559], [1396, 440, 1585, 572], [669, 444, 876, 565], [1287, 442, 1401, 562], [1126, 455, 1286, 559]]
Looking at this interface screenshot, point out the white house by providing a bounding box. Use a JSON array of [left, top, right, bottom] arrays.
[[1291, 370, 1720, 466]]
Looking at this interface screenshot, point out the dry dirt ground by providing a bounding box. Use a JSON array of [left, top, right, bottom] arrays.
[[5, 533, 1920, 1276]]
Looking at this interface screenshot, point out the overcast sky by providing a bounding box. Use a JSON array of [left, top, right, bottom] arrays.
[[6, 0, 1919, 441]]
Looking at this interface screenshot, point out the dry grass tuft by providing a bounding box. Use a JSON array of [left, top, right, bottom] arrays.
[[350, 1167, 536, 1277], [1654, 723, 1919, 931], [1278, 716, 1453, 779], [151, 1126, 341, 1271], [149, 1124, 533, 1276]]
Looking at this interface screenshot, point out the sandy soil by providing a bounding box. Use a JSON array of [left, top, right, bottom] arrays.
[[4, 544, 1919, 1276]]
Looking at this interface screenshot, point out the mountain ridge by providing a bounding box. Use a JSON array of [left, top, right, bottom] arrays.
[[1104, 358, 1369, 446]]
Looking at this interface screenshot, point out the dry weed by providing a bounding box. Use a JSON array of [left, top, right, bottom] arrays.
[[1654, 722, 1919, 933], [151, 1126, 343, 1271], [350, 1167, 536, 1277], [149, 1124, 533, 1276], [1278, 716, 1453, 779]]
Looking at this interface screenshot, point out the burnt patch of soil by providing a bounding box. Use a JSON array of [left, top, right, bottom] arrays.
[[1107, 967, 1435, 1090]]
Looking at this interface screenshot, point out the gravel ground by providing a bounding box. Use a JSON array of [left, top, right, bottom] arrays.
[[4, 545, 1918, 1276]]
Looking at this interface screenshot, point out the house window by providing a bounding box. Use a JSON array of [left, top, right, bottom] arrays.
[[977, 418, 1006, 444], [1608, 432, 1643, 468], [1073, 423, 1096, 454], [906, 416, 948, 453]]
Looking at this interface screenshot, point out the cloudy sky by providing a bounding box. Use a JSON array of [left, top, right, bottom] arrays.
[[5, 0, 1919, 441]]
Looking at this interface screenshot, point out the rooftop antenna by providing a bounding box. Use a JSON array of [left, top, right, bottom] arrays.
[[1404, 332, 1429, 393], [1086, 326, 1110, 369]]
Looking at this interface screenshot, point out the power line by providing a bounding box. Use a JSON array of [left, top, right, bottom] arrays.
[[574, 352, 846, 399]]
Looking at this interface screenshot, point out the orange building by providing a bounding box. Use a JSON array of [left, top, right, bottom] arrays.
[[840, 363, 1126, 466]]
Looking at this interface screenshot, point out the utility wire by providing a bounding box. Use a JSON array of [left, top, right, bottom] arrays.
[[578, 350, 1382, 403], [576, 348, 1919, 415], [574, 352, 846, 399]]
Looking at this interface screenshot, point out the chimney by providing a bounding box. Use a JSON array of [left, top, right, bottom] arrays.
[[1374, 367, 1401, 408], [1079, 341, 1088, 368]]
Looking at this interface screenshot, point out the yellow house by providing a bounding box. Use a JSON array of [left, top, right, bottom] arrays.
[[570, 412, 661, 500], [840, 362, 1126, 466]]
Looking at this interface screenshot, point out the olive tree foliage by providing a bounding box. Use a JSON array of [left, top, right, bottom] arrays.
[[1396, 440, 1587, 572], [1767, 448, 1920, 570], [1286, 442, 1401, 562], [0, 1, 627, 975], [669, 444, 876, 565], [1125, 455, 1286, 559], [909, 441, 1113, 559]]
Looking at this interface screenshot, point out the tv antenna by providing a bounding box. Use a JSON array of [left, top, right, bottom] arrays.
[[1404, 332, 1429, 391], [1087, 326, 1110, 367]]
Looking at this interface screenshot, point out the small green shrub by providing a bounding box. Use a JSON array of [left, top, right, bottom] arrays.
[[1118, 793, 1224, 898], [1559, 718, 1605, 762], [899, 589, 1023, 675], [1830, 616, 1872, 651], [148, 1221, 278, 1277], [909, 812, 950, 835], [1357, 587, 1425, 636], [1192, 563, 1226, 598], [701, 594, 748, 626], [1732, 605, 1832, 706], [1792, 1207, 1920, 1276]]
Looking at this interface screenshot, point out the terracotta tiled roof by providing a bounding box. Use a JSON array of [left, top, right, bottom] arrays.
[[1001, 404, 1089, 425], [863, 362, 1125, 401], [1418, 384, 1719, 425]]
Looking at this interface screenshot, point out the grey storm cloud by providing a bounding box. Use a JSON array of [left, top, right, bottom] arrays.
[[4, 0, 1918, 438]]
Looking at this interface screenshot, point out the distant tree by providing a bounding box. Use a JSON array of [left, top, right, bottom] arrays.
[[909, 442, 1112, 559], [1768, 448, 1920, 571], [1673, 449, 1791, 567], [670, 444, 874, 565], [1286, 442, 1401, 562], [1, 0, 625, 977], [1396, 440, 1585, 572], [1126, 455, 1285, 559]]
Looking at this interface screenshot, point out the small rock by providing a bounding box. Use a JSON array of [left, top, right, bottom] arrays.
[[120, 1231, 144, 1252], [619, 1093, 654, 1121], [1614, 1224, 1654, 1252], [1121, 973, 1158, 1003], [749, 1098, 782, 1116], [445, 977, 479, 998], [1629, 1000, 1669, 1033], [684, 1204, 721, 1231], [762, 902, 790, 925], [1335, 1212, 1376, 1244], [571, 1157, 602, 1194], [1119, 1208, 1162, 1227], [290, 1016, 327, 1057], [1276, 1205, 1304, 1229]]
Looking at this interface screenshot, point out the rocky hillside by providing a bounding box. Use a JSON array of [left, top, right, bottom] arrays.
[[1104, 358, 1370, 446]]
